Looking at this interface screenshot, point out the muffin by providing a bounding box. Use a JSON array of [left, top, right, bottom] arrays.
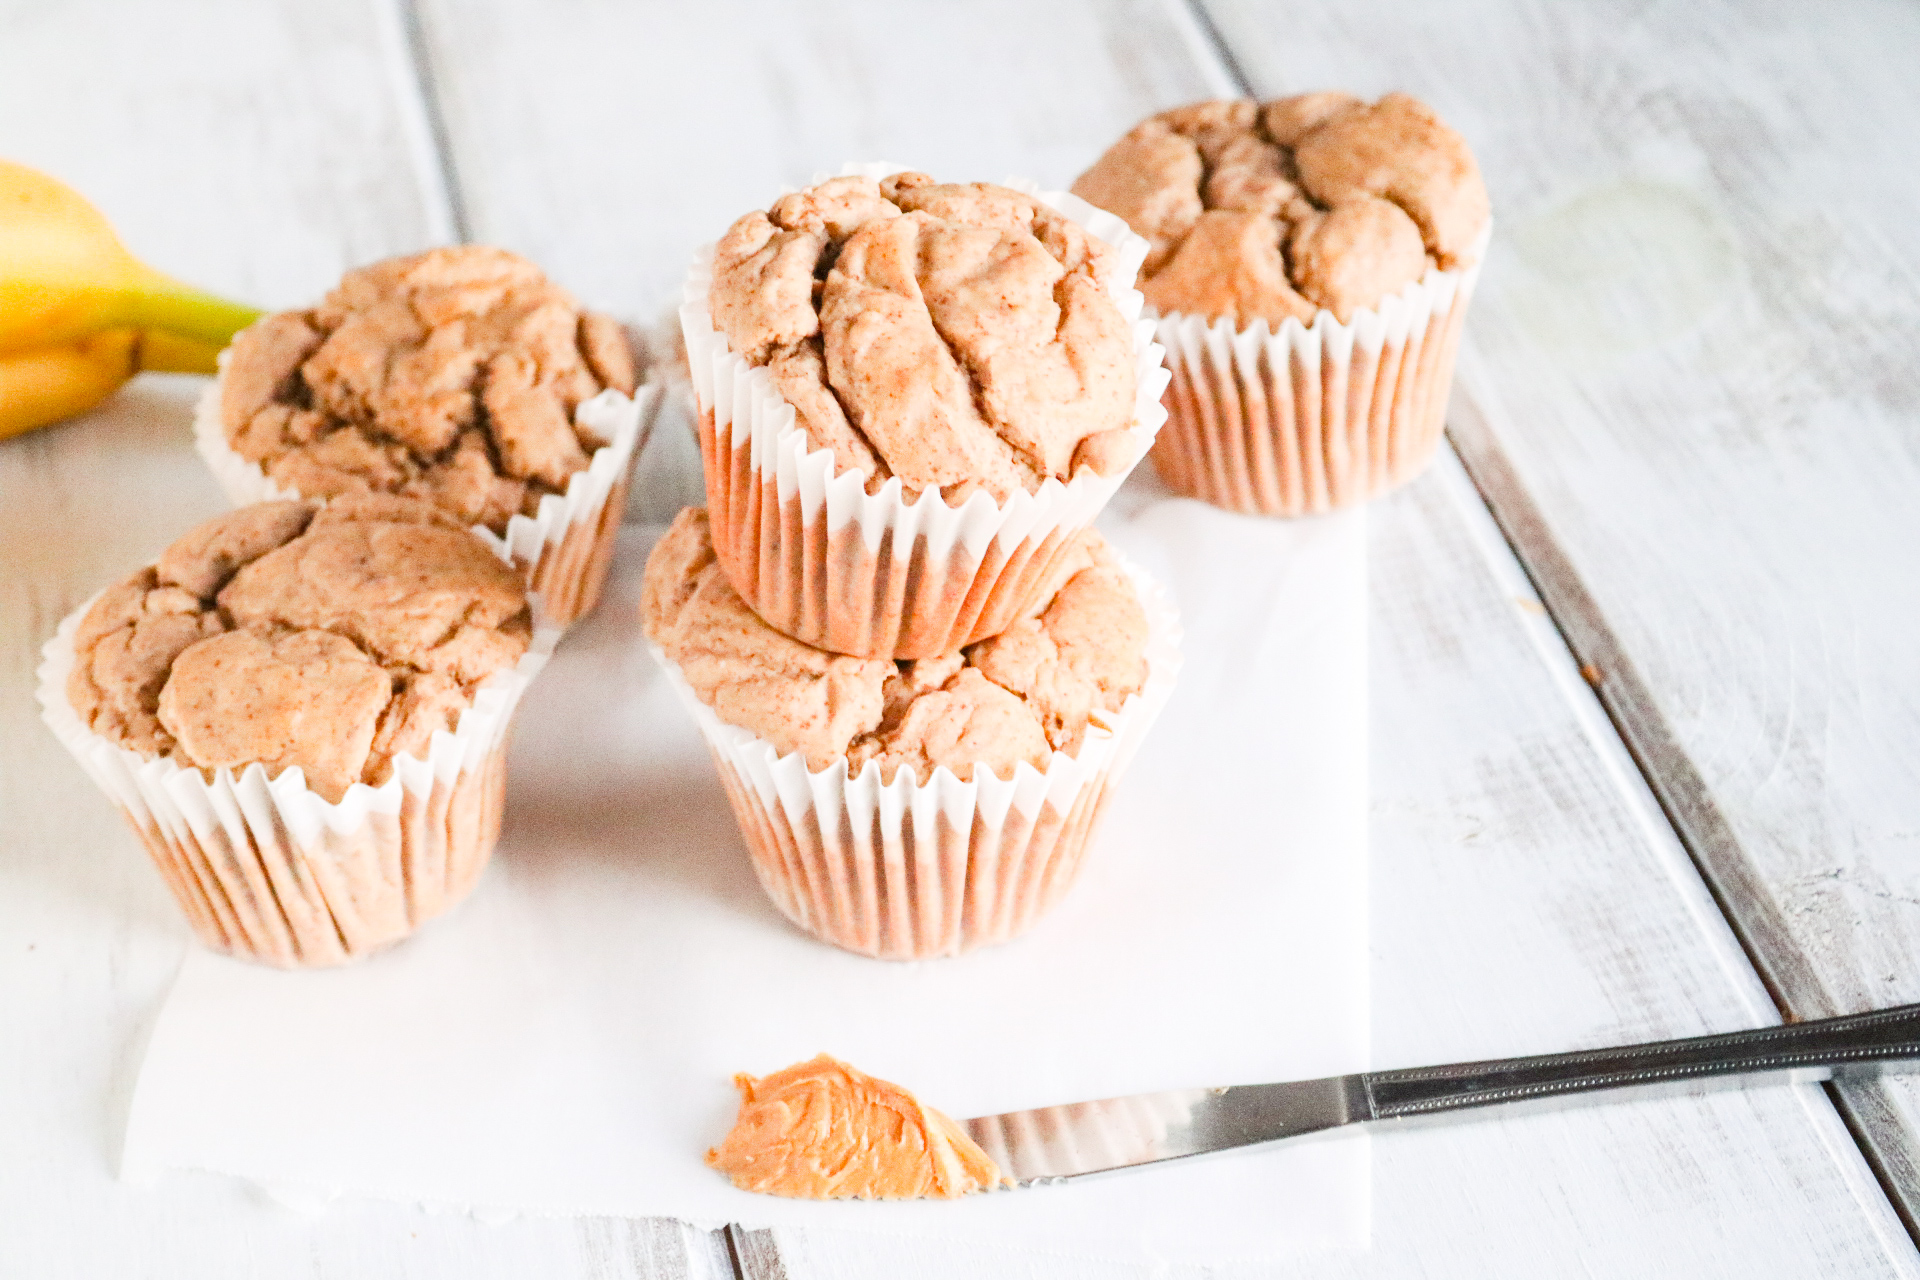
[[194, 246, 659, 624], [37, 495, 555, 967], [1072, 93, 1490, 515], [642, 507, 1180, 960], [680, 164, 1169, 659]]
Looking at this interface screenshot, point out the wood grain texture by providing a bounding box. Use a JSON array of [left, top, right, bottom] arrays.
[[1198, 0, 1920, 1221], [413, 0, 1918, 1274], [727, 1226, 789, 1280], [0, 1, 718, 1274], [1448, 379, 1920, 1228], [0, 0, 453, 306]]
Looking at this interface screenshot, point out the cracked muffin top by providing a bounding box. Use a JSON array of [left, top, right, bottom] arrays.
[[220, 246, 639, 535], [67, 495, 533, 802], [707, 172, 1140, 505], [1072, 93, 1488, 328], [642, 507, 1149, 783]]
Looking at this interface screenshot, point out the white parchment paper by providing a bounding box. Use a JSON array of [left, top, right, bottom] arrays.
[[123, 486, 1369, 1266]]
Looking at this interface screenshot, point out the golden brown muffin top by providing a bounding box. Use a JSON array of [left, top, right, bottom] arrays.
[[641, 508, 1149, 783], [221, 246, 639, 535], [706, 1055, 1004, 1199], [1071, 93, 1488, 327], [67, 496, 532, 802], [707, 172, 1139, 505]]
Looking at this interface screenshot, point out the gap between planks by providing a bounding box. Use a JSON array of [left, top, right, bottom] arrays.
[[1173, 0, 1920, 1251], [1444, 379, 1920, 1248], [389, 0, 471, 244], [725, 1226, 787, 1280]]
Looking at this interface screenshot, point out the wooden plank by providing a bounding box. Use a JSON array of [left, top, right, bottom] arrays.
[[0, 0, 716, 1274], [726, 1226, 787, 1280], [0, 0, 451, 307], [415, 0, 1917, 1273], [1447, 383, 1920, 1228], [1197, 0, 1920, 1228]]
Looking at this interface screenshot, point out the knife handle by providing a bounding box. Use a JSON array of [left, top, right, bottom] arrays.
[[1361, 1001, 1920, 1119]]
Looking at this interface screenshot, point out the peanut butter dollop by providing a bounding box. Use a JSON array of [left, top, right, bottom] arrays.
[[706, 1055, 1004, 1200]]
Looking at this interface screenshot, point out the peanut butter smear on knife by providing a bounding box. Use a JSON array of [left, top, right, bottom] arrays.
[[707, 1055, 1007, 1200]]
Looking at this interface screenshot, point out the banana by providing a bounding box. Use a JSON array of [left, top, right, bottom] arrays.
[[137, 330, 227, 375], [0, 159, 260, 354], [0, 329, 230, 441], [0, 331, 139, 440], [0, 159, 260, 437]]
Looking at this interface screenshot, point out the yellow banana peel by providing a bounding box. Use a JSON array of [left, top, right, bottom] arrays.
[[0, 330, 138, 440], [0, 329, 234, 441], [136, 329, 227, 375], [0, 159, 260, 438]]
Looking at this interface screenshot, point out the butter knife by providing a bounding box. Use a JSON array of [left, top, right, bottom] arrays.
[[964, 1002, 1920, 1185]]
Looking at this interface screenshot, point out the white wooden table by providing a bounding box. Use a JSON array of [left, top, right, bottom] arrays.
[[5, 2, 1919, 1275]]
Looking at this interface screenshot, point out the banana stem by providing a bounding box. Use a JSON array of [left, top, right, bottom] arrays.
[[137, 330, 228, 375], [122, 274, 262, 348]]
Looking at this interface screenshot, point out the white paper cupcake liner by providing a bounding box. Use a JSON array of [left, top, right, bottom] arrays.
[[652, 557, 1182, 960], [195, 364, 661, 625], [38, 593, 558, 968], [1150, 224, 1490, 517], [680, 161, 1171, 659]]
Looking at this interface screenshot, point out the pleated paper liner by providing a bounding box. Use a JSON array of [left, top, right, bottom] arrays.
[[38, 596, 558, 969], [195, 369, 660, 626], [680, 162, 1170, 660], [1151, 225, 1490, 517], [653, 558, 1182, 960]]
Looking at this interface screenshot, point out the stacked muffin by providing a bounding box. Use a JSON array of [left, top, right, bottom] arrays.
[[40, 248, 650, 966], [649, 168, 1182, 959], [1073, 93, 1490, 515]]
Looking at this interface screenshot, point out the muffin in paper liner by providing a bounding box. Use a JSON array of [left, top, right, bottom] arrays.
[[194, 370, 661, 626], [1150, 225, 1489, 517], [37, 595, 558, 969], [680, 162, 1171, 660], [651, 557, 1181, 961]]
